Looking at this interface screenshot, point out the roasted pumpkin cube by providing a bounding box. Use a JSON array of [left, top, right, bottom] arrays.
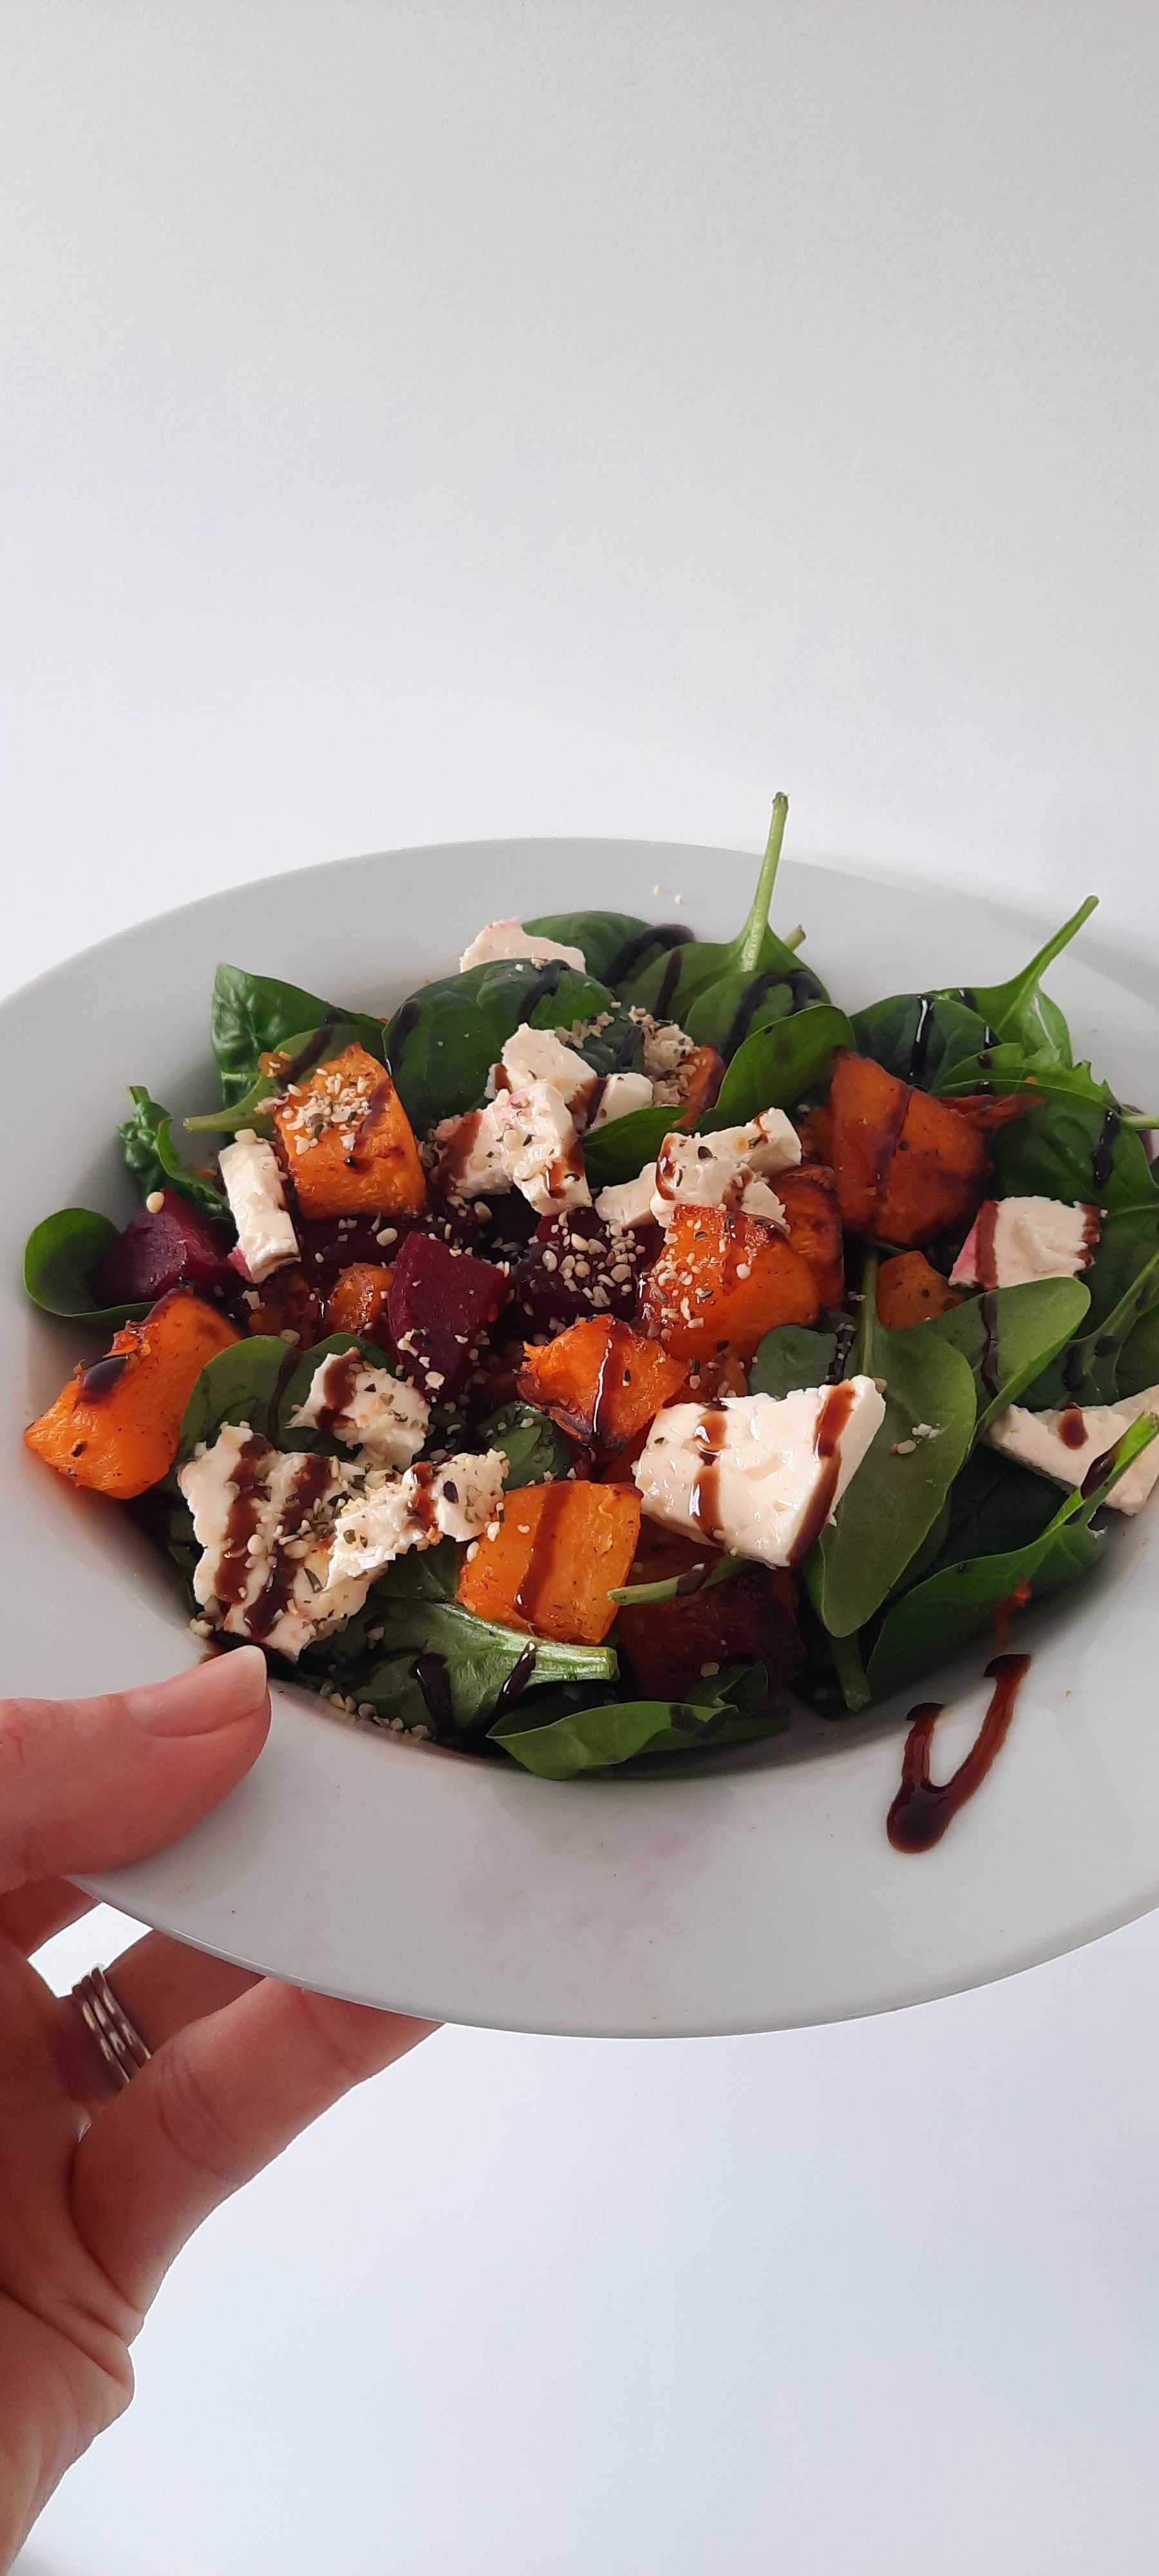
[[875, 1083, 991, 1247], [776, 1164, 844, 1307], [274, 1043, 426, 1221], [323, 1261, 394, 1346], [615, 1520, 802, 1701], [636, 1205, 820, 1363], [672, 1043, 726, 1126], [517, 1318, 687, 1448], [876, 1250, 961, 1329], [24, 1289, 240, 1499], [246, 1262, 324, 1346], [457, 1477, 640, 1644], [827, 1050, 911, 1233]]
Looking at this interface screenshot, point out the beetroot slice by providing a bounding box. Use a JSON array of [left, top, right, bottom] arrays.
[[90, 1191, 236, 1306], [386, 1230, 509, 1397]]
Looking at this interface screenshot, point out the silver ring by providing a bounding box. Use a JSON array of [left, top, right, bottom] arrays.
[[71, 1966, 152, 2087]]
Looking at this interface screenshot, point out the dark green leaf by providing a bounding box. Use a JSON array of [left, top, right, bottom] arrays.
[[961, 896, 1097, 1062], [523, 911, 666, 987], [359, 1603, 617, 1731], [806, 1308, 977, 1637], [176, 1336, 292, 1466], [211, 965, 386, 1106], [476, 1401, 572, 1488], [928, 1277, 1091, 1427], [704, 1005, 854, 1127], [749, 1324, 838, 1399], [490, 1663, 773, 1778], [933, 1043, 1120, 1107], [118, 1090, 227, 1218], [1030, 1242, 1159, 1408], [684, 963, 826, 1060], [386, 958, 617, 1135], [936, 1444, 1063, 1564], [1117, 1303, 1159, 1399], [850, 994, 991, 1090], [988, 1092, 1159, 1403], [582, 1103, 674, 1189], [608, 1553, 746, 1607], [619, 798, 829, 1023], [23, 1208, 151, 1327]]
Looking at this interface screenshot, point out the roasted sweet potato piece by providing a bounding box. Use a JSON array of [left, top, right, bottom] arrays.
[[24, 1289, 240, 1499], [615, 1520, 802, 1701], [274, 1043, 426, 1221], [827, 1050, 911, 1233], [673, 1044, 726, 1126], [457, 1477, 641, 1644], [518, 1317, 687, 1448], [876, 1251, 961, 1329], [777, 1164, 844, 1307], [637, 1205, 820, 1363], [795, 1104, 833, 1166], [323, 1262, 394, 1346], [875, 1083, 991, 1247]]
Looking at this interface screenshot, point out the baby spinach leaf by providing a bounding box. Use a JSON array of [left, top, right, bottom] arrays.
[[176, 1336, 291, 1466], [274, 1332, 394, 1454], [960, 895, 1097, 1063], [932, 1043, 1121, 1108], [23, 1209, 151, 1327], [935, 1446, 1062, 1564], [989, 1092, 1159, 1396], [608, 1553, 746, 1607], [864, 1413, 1156, 1701], [1029, 1242, 1159, 1409], [118, 1090, 227, 1218], [185, 1021, 384, 1135], [582, 1105, 672, 1189], [211, 965, 386, 1105], [684, 961, 827, 1061], [476, 1401, 572, 1488], [356, 1602, 617, 1732], [386, 958, 616, 1135], [1117, 1303, 1159, 1399], [806, 1298, 977, 1638], [928, 1277, 1091, 1427], [523, 911, 664, 986], [704, 1005, 854, 1127], [490, 1663, 771, 1777], [749, 1323, 838, 1398], [850, 993, 990, 1090], [620, 798, 828, 1021]]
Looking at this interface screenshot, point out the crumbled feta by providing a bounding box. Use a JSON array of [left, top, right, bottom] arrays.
[[289, 1350, 429, 1468], [218, 1130, 299, 1281], [178, 1425, 509, 1656], [951, 1197, 1100, 1290], [587, 1069, 654, 1130], [437, 1082, 590, 1215], [634, 1379, 886, 1567], [650, 1110, 800, 1227], [636, 1014, 695, 1078], [594, 1165, 658, 1227], [985, 1385, 1159, 1515], [499, 1023, 594, 1104], [458, 918, 585, 974]]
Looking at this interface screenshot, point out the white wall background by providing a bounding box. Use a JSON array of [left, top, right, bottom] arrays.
[[5, 5, 1159, 2570]]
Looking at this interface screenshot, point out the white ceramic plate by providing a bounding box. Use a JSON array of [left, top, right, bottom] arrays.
[[5, 839, 1158, 2036]]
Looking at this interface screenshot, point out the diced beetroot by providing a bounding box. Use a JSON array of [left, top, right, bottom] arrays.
[[508, 1207, 660, 1340], [386, 1230, 509, 1397], [90, 1191, 236, 1307]]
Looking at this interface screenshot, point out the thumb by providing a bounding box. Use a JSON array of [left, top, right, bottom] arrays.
[[0, 1649, 270, 1896]]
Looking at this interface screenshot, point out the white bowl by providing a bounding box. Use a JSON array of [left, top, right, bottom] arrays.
[[5, 838, 1158, 2035]]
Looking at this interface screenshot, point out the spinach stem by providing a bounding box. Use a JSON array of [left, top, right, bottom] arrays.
[[737, 793, 789, 973], [850, 1252, 880, 1377], [1014, 893, 1098, 992]]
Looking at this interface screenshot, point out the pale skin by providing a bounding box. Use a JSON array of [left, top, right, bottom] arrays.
[[0, 1648, 435, 2566]]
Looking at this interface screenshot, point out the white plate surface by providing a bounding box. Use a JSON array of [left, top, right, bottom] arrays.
[[4, 838, 1158, 2036]]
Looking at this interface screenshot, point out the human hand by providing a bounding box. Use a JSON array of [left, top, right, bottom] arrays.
[[0, 1650, 435, 2566]]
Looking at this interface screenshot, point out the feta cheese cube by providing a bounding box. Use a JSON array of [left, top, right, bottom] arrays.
[[433, 1104, 513, 1200], [950, 1196, 1100, 1289], [289, 1350, 429, 1468], [218, 1130, 299, 1282], [594, 1164, 658, 1228], [651, 1108, 800, 1227], [319, 1450, 507, 1588], [985, 1384, 1159, 1514], [490, 1081, 591, 1214], [499, 1023, 594, 1104], [637, 1016, 695, 1078], [587, 1069, 654, 1130], [458, 918, 585, 974], [634, 1378, 886, 1568]]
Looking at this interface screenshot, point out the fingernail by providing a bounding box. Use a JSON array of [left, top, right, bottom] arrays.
[[127, 1647, 270, 1738]]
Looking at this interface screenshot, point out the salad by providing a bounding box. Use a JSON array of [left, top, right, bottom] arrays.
[[21, 800, 1159, 1785]]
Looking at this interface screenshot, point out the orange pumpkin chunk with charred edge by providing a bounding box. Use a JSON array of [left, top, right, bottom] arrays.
[[776, 1164, 844, 1308], [827, 1049, 1021, 1249], [637, 1204, 820, 1363], [324, 1262, 394, 1347], [876, 1251, 961, 1330], [615, 1519, 803, 1703], [457, 1478, 640, 1645], [670, 1043, 725, 1126], [24, 1288, 240, 1500], [274, 1042, 426, 1222], [517, 1317, 686, 1449]]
